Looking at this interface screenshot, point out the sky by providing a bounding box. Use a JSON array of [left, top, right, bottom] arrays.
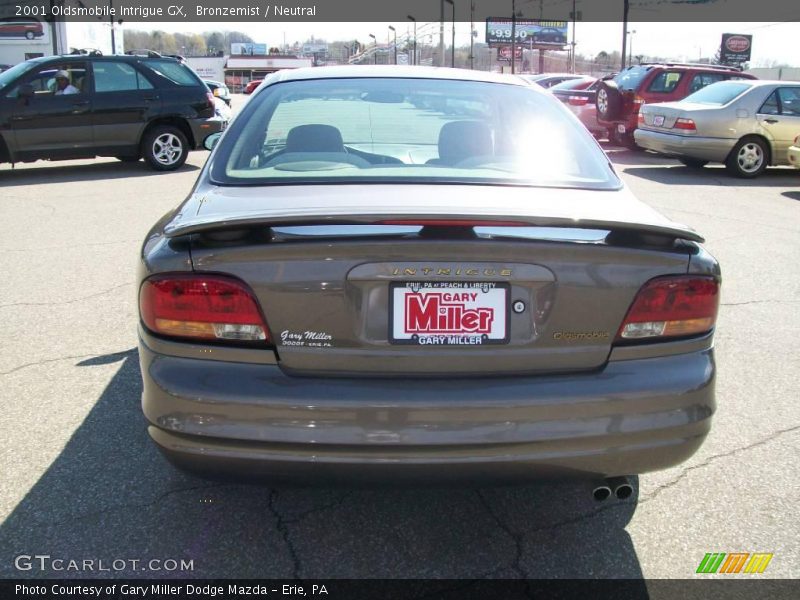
[[136, 21, 799, 67]]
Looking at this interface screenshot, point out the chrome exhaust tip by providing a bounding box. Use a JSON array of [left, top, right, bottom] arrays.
[[607, 476, 634, 500], [592, 485, 612, 502]]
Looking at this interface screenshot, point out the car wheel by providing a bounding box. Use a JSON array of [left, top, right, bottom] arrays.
[[679, 158, 708, 168], [26, 31, 34, 40], [725, 137, 768, 178], [596, 81, 622, 121], [142, 126, 188, 172]]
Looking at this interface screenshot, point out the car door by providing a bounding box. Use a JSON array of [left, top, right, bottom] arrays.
[[4, 61, 93, 160], [757, 86, 800, 164], [90, 60, 162, 155]]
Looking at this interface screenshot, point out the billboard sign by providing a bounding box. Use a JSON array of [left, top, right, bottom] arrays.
[[231, 42, 268, 56], [486, 18, 568, 48], [720, 33, 752, 64], [0, 17, 49, 45]]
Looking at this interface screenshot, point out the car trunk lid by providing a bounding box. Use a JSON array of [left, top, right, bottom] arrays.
[[179, 184, 698, 376]]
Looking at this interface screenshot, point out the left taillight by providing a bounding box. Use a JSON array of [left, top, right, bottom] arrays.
[[140, 274, 270, 344], [616, 276, 719, 343], [206, 91, 215, 108]]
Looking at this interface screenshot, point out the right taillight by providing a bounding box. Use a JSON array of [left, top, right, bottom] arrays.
[[616, 276, 719, 342], [674, 118, 697, 132], [140, 274, 271, 344]]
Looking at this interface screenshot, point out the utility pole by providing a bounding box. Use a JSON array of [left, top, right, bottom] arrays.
[[621, 0, 629, 71], [511, 0, 516, 74], [446, 0, 455, 67], [571, 0, 577, 73], [469, 2, 474, 69], [109, 0, 116, 54], [439, 0, 445, 67]]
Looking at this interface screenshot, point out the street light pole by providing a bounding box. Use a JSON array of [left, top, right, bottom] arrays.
[[445, 0, 455, 67], [407, 15, 416, 65], [368, 33, 376, 64], [109, 0, 116, 54], [388, 26, 396, 65], [627, 30, 636, 67]]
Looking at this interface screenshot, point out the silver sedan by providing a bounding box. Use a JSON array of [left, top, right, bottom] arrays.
[[634, 80, 800, 177]]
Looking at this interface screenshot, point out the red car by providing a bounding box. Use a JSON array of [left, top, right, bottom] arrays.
[[595, 62, 756, 148], [244, 79, 264, 94], [0, 18, 44, 40]]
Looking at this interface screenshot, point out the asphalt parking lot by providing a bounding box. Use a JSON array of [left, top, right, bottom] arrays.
[[0, 97, 798, 580]]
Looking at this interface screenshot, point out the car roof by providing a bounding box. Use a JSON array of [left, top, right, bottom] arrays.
[[26, 54, 180, 65], [268, 65, 531, 87]]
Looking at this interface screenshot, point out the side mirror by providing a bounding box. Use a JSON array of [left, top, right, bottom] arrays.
[[19, 84, 34, 98], [203, 132, 223, 151]]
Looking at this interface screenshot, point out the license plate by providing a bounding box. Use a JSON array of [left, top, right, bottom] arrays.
[[653, 115, 665, 127], [617, 124, 626, 133], [390, 282, 509, 345]]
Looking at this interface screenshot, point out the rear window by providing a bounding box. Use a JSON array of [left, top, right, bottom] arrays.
[[143, 60, 201, 86], [682, 81, 752, 105], [549, 78, 594, 91], [210, 77, 619, 190], [612, 66, 651, 91]]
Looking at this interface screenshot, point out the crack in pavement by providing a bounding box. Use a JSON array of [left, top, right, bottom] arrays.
[[637, 423, 800, 506], [267, 489, 302, 579], [0, 353, 103, 376], [37, 482, 235, 530], [721, 299, 800, 307], [0, 282, 132, 309], [477, 424, 800, 541], [475, 489, 527, 579], [280, 492, 355, 525]]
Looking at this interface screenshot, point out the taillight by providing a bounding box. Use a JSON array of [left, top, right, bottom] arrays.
[[568, 95, 588, 106], [616, 276, 719, 342], [632, 94, 645, 106], [674, 118, 696, 131], [637, 112, 645, 125], [140, 274, 270, 343], [206, 91, 215, 108]]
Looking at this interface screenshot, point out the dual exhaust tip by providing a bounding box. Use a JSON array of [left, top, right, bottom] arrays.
[[593, 477, 634, 502]]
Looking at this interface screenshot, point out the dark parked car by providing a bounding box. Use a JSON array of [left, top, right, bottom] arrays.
[[596, 62, 756, 148], [550, 77, 607, 138], [0, 54, 224, 171], [204, 79, 231, 106], [533, 28, 567, 45], [522, 73, 586, 89], [138, 66, 720, 489]]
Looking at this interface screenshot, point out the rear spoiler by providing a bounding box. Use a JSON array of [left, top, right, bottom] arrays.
[[165, 212, 703, 244], [163, 186, 705, 243]]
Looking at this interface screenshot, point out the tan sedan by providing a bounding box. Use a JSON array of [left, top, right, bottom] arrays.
[[634, 80, 800, 177]]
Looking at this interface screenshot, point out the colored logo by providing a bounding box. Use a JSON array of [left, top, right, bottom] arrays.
[[725, 36, 751, 53], [696, 553, 773, 574], [405, 292, 494, 334]]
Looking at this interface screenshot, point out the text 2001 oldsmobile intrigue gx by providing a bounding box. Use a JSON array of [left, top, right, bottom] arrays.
[[138, 67, 720, 488]]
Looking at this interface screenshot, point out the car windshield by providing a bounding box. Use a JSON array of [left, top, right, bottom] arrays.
[[612, 66, 651, 91], [211, 77, 619, 190], [0, 61, 31, 91], [682, 81, 753, 105]]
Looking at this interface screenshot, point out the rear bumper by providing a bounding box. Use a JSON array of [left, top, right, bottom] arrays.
[[140, 337, 715, 482], [634, 129, 736, 162]]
